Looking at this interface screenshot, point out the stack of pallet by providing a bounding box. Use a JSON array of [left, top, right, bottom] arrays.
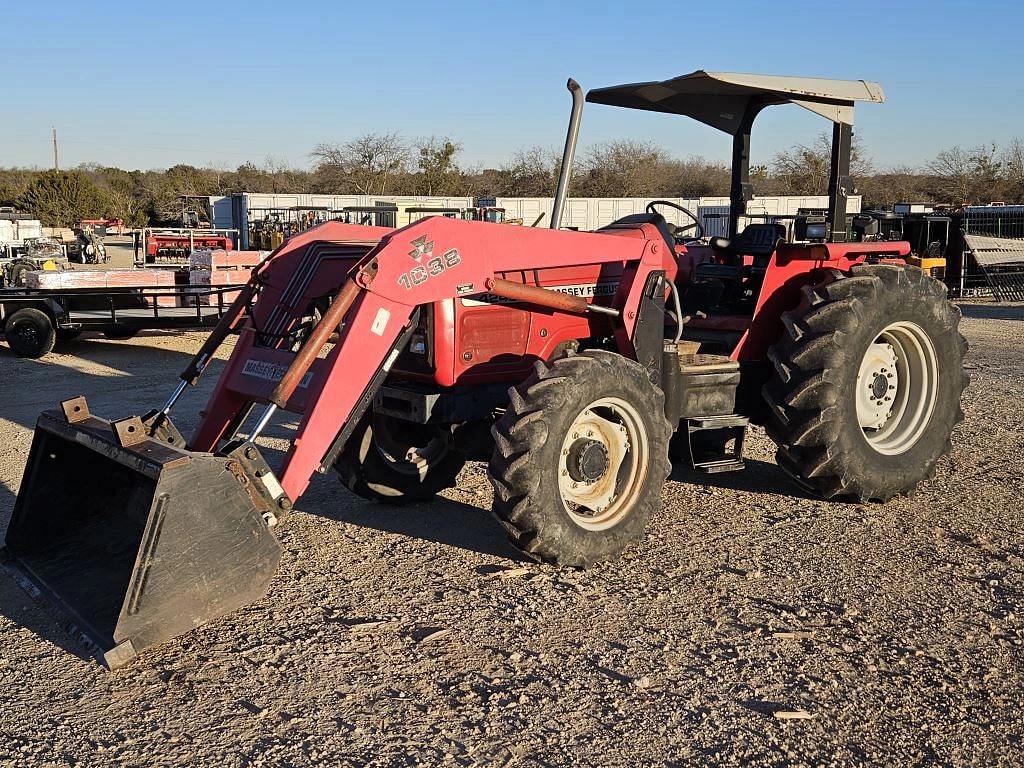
[[188, 250, 264, 305], [25, 269, 183, 306]]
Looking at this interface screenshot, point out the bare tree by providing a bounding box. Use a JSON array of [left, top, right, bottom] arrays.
[[665, 157, 731, 197], [499, 146, 560, 197], [926, 144, 1001, 204], [1001, 138, 1024, 202], [772, 133, 872, 196], [858, 166, 934, 208], [311, 133, 409, 195], [578, 140, 674, 197]]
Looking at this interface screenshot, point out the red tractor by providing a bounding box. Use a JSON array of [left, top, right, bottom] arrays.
[[4, 71, 967, 668]]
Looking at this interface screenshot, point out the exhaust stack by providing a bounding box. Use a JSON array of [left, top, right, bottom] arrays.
[[550, 78, 583, 230]]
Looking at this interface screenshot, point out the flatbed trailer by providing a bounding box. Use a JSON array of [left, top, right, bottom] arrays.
[[1, 282, 247, 359]]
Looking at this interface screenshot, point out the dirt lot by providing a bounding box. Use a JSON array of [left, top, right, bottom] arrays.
[[0, 292, 1022, 766]]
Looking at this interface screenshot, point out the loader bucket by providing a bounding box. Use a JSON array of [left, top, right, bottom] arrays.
[[1, 401, 281, 669]]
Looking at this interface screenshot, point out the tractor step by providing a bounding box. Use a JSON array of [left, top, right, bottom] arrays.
[[685, 414, 748, 473]]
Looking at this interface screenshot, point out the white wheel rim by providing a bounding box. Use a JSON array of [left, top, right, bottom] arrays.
[[558, 397, 649, 531], [856, 321, 939, 456]]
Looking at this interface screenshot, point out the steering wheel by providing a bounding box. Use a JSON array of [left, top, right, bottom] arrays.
[[645, 200, 705, 241]]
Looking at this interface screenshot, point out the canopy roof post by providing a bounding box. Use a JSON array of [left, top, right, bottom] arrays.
[[729, 105, 763, 238], [827, 121, 853, 243]]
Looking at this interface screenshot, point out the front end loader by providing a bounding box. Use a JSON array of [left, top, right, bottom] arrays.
[[2, 72, 967, 668]]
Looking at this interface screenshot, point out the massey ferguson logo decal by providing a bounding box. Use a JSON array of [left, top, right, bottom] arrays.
[[462, 280, 619, 306], [398, 234, 462, 290], [408, 235, 434, 261], [241, 359, 312, 388]]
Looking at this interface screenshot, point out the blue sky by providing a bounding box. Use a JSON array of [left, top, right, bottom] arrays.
[[3, 0, 1021, 173]]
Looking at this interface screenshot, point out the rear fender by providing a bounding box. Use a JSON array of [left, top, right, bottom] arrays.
[[734, 240, 911, 362]]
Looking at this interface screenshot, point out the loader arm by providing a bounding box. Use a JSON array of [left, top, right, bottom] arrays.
[[189, 217, 665, 501]]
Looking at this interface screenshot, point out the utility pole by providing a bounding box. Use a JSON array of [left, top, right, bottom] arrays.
[[52, 127, 59, 171]]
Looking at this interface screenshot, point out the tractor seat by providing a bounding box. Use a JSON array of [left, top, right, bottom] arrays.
[[709, 223, 787, 260]]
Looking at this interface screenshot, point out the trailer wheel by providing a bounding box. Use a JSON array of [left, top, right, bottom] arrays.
[[5, 307, 57, 358], [103, 329, 138, 340], [489, 351, 671, 567], [335, 412, 466, 503], [763, 264, 968, 501]]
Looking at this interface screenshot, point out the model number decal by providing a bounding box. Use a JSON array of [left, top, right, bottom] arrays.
[[397, 248, 461, 290]]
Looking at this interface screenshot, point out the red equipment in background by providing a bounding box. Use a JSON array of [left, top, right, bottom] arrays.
[[135, 227, 237, 267]]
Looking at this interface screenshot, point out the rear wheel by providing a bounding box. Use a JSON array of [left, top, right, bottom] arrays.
[[5, 308, 56, 358], [489, 351, 671, 567], [335, 412, 466, 503], [763, 264, 968, 501]]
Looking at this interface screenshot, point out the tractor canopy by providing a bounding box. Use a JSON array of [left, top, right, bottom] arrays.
[[585, 70, 884, 131], [586, 71, 886, 240]]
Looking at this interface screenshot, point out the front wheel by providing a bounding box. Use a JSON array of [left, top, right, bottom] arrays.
[[489, 351, 671, 567], [335, 412, 466, 503], [763, 264, 968, 501]]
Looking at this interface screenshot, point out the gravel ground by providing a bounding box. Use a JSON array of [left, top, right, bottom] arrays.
[[0, 261, 1021, 765]]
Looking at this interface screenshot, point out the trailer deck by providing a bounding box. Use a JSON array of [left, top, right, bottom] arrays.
[[1, 282, 247, 358]]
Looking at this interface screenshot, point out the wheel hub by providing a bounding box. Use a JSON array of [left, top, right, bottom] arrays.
[[856, 342, 898, 430], [15, 325, 39, 345], [567, 439, 610, 483], [855, 322, 940, 455], [557, 398, 648, 530]]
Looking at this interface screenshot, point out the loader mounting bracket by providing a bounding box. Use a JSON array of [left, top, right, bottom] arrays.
[[141, 409, 187, 449], [220, 439, 292, 525], [111, 416, 148, 448], [60, 396, 90, 424]]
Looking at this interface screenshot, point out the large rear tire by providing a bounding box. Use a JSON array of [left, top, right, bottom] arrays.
[[763, 264, 968, 501], [5, 308, 56, 358], [335, 412, 466, 503], [489, 351, 671, 567]]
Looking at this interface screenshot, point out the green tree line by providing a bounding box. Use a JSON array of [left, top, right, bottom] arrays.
[[3, 135, 1022, 228]]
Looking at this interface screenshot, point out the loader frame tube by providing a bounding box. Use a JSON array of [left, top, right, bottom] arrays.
[[270, 277, 362, 408]]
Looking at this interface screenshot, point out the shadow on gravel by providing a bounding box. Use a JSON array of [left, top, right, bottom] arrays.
[[0, 338, 214, 434], [670, 458, 813, 500], [957, 303, 1024, 321], [320, 495, 529, 562], [0, 563, 97, 665], [0, 483, 97, 665]]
